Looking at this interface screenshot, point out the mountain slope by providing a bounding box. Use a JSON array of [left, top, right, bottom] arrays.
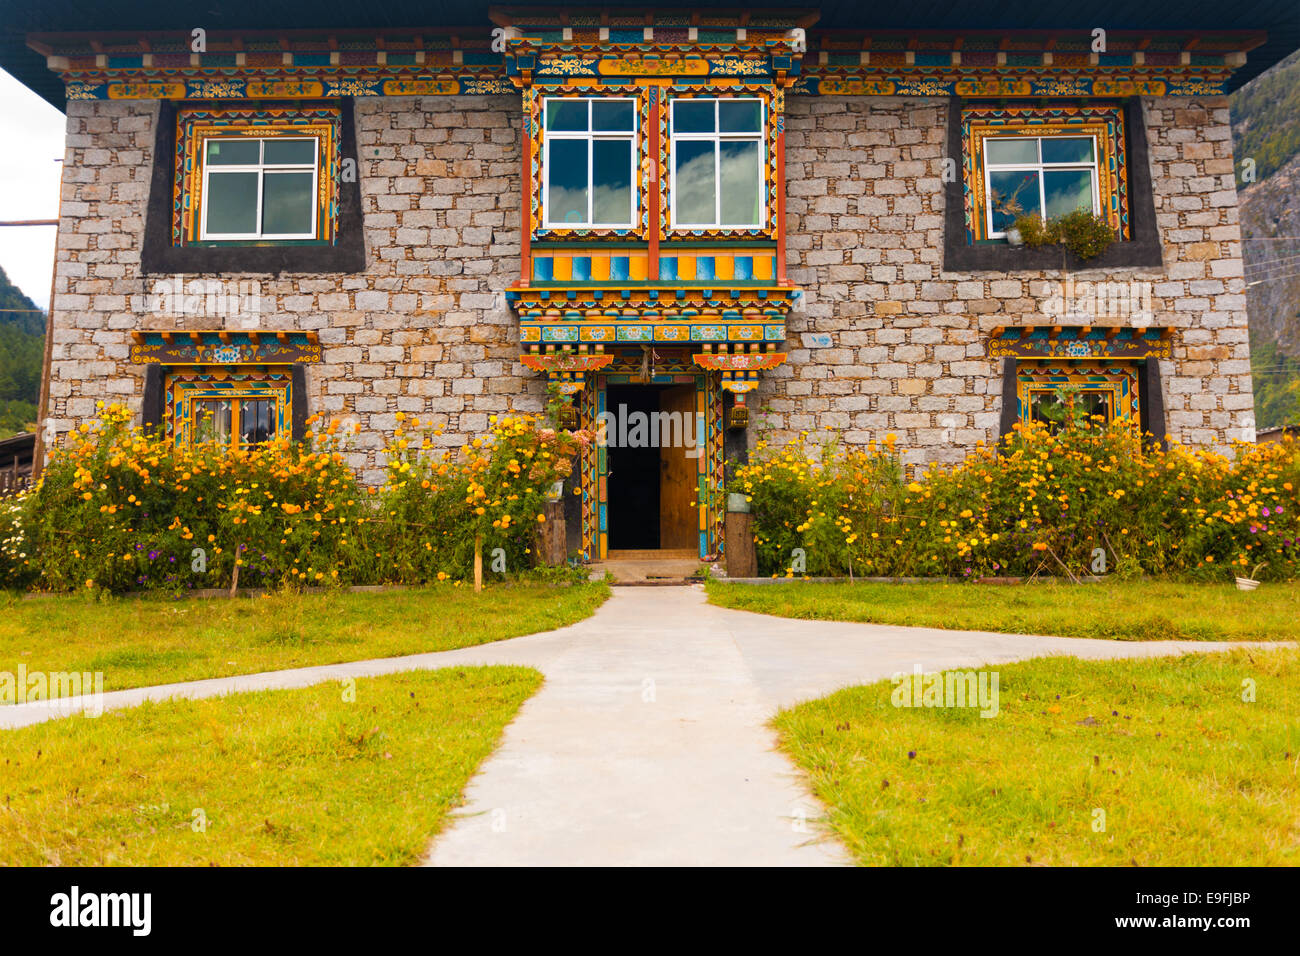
[[0, 264, 45, 437], [1231, 48, 1300, 429]]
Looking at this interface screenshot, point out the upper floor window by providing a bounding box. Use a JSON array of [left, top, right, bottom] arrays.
[[961, 104, 1130, 246], [200, 137, 320, 241], [543, 97, 637, 229], [174, 104, 342, 248], [670, 98, 765, 229], [983, 135, 1100, 239]]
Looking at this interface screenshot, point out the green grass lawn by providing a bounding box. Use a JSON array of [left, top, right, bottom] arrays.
[[707, 579, 1298, 641], [776, 648, 1299, 866], [0, 582, 606, 698], [0, 666, 539, 865]]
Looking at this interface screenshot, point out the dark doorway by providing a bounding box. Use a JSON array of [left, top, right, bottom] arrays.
[[605, 382, 699, 554], [606, 385, 661, 550]]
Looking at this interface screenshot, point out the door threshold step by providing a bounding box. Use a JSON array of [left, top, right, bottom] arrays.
[[611, 579, 699, 587]]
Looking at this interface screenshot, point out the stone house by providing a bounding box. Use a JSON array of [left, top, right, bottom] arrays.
[[2, 3, 1295, 562]]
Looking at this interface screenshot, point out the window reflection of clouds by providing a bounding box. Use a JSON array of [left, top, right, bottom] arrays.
[[674, 140, 715, 224], [720, 141, 761, 225], [548, 138, 589, 223], [543, 97, 635, 227], [1044, 169, 1094, 219], [592, 139, 631, 224]]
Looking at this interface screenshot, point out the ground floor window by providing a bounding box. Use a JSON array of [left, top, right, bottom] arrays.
[[165, 366, 293, 450], [1015, 360, 1139, 431]]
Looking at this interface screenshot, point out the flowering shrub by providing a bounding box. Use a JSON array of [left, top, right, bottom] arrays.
[[0, 403, 586, 593], [4, 404, 367, 593], [373, 412, 589, 583], [733, 417, 1299, 581]]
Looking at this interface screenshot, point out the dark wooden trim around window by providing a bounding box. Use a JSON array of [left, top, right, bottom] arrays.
[[996, 356, 1019, 444], [141, 99, 365, 275], [943, 98, 1163, 273], [141, 364, 164, 434], [290, 363, 309, 440], [1139, 358, 1168, 449]]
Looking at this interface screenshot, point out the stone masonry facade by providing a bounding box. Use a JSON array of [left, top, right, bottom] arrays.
[[46, 93, 1254, 483], [768, 94, 1254, 466]]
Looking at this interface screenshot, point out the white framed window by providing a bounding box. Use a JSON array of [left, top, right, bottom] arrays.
[[199, 137, 319, 241], [542, 97, 637, 229], [982, 135, 1100, 239], [670, 98, 765, 229]]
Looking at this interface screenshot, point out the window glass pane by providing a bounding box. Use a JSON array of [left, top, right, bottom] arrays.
[[987, 169, 1041, 233], [241, 399, 274, 446], [195, 400, 232, 443], [592, 100, 634, 132], [1029, 391, 1065, 432], [674, 139, 716, 224], [674, 100, 715, 134], [985, 138, 1038, 165], [719, 140, 761, 225], [1044, 169, 1095, 218], [546, 100, 588, 132], [263, 138, 316, 165], [719, 100, 762, 133], [592, 139, 632, 225], [262, 171, 315, 235], [205, 139, 260, 165], [1041, 136, 1095, 164], [205, 172, 259, 234], [1081, 390, 1114, 422], [547, 138, 589, 224]]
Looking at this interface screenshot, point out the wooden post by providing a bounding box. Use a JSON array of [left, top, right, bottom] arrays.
[[542, 499, 566, 565], [725, 512, 757, 578], [229, 543, 245, 597], [474, 534, 483, 593]]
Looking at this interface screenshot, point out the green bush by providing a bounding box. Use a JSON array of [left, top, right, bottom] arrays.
[[0, 404, 588, 594], [732, 411, 1300, 581], [1013, 209, 1116, 260]]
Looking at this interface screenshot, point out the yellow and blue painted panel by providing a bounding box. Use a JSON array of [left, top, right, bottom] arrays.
[[530, 249, 776, 284]]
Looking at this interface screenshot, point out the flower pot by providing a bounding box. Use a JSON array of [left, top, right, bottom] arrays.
[[546, 480, 565, 502], [1235, 576, 1260, 592], [1006, 226, 1024, 247], [727, 492, 750, 514]]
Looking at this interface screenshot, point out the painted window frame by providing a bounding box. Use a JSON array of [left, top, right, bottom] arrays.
[[166, 367, 293, 451], [981, 134, 1101, 239], [198, 136, 321, 242], [1015, 360, 1139, 429], [668, 96, 767, 231], [959, 103, 1132, 247], [173, 103, 342, 249], [541, 96, 639, 230]]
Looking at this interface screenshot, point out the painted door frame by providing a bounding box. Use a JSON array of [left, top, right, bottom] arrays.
[[578, 368, 724, 561]]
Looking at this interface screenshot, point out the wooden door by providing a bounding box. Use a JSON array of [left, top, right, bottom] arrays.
[[658, 384, 698, 551]]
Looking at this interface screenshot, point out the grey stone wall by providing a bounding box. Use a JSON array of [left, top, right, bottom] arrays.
[[46, 93, 1254, 483], [766, 94, 1254, 465], [48, 95, 534, 485]]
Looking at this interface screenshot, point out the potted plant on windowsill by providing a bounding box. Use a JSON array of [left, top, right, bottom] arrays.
[[1012, 208, 1117, 265]]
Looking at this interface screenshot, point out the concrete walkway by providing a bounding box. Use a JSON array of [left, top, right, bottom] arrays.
[[1, 586, 1285, 865]]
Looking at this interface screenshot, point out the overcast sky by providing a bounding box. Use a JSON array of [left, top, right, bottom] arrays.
[[0, 69, 66, 311]]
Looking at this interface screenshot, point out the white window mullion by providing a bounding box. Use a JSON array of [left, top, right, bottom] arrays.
[[717, 100, 728, 227], [255, 168, 265, 240]]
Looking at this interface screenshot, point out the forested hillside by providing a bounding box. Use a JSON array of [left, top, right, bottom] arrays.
[[1231, 49, 1300, 430], [0, 264, 45, 438]]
